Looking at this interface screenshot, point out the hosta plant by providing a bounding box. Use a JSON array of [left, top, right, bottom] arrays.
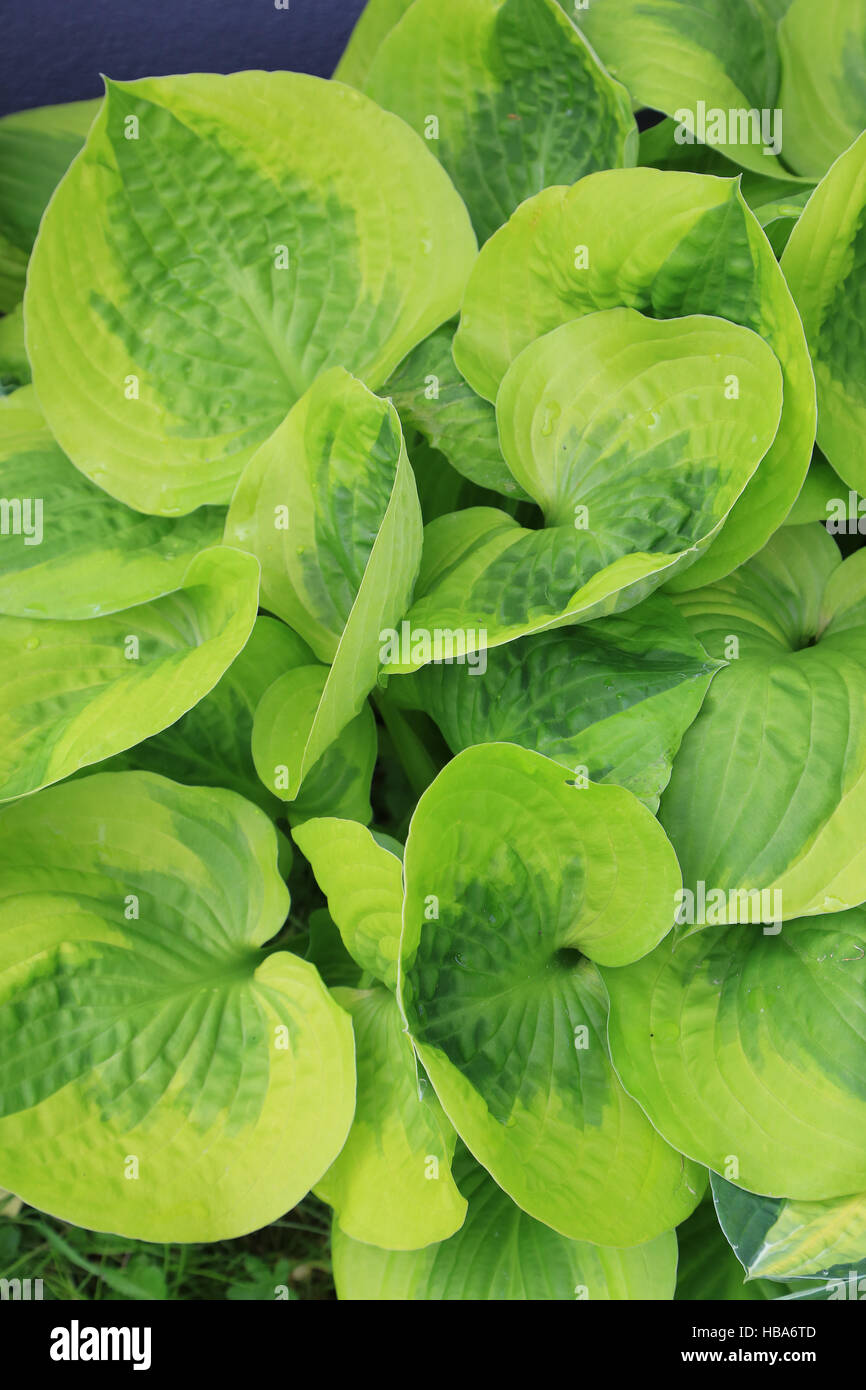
[[0, 0, 865, 1304]]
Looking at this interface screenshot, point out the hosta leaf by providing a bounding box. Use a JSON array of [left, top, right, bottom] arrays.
[[0, 98, 100, 260], [0, 546, 258, 802], [389, 308, 782, 665], [0, 771, 356, 1241], [359, 0, 637, 243], [333, 1148, 678, 1299], [0, 230, 28, 314], [253, 669, 378, 826], [577, 0, 783, 175], [227, 369, 422, 791], [334, 0, 414, 87], [713, 1174, 866, 1285], [782, 131, 866, 496], [390, 593, 720, 810], [0, 304, 29, 391], [0, 388, 223, 618], [251, 666, 377, 826], [399, 742, 704, 1244], [105, 616, 313, 814], [316, 987, 466, 1249], [660, 525, 866, 921], [383, 326, 525, 498], [25, 73, 476, 515], [292, 818, 404, 989], [785, 451, 850, 527], [778, 0, 866, 178], [603, 905, 866, 1200], [675, 1197, 780, 1301], [453, 170, 815, 587]]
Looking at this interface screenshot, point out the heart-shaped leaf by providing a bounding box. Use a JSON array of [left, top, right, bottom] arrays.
[[25, 73, 476, 514], [399, 742, 704, 1244], [0, 771, 356, 1241], [603, 906, 866, 1200]]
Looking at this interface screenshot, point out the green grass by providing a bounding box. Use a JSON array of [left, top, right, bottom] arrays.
[[0, 1190, 336, 1301]]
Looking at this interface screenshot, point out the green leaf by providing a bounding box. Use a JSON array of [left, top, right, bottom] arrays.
[[305, 908, 364, 990], [0, 545, 258, 802], [0, 388, 223, 618], [399, 742, 705, 1244], [334, 0, 414, 86], [359, 0, 637, 243], [383, 326, 527, 499], [390, 307, 783, 664], [0, 304, 30, 392], [713, 1175, 866, 1285], [227, 369, 423, 792], [675, 1196, 780, 1301], [389, 592, 720, 811], [316, 987, 466, 1249], [105, 616, 312, 814], [660, 525, 866, 922], [292, 818, 404, 989], [0, 771, 356, 1241], [778, 0, 866, 178], [25, 73, 476, 515], [785, 450, 850, 527], [603, 905, 866, 1200], [0, 99, 100, 258], [782, 131, 866, 496], [453, 169, 816, 587], [251, 666, 377, 826], [333, 1147, 678, 1299], [577, 0, 784, 176]]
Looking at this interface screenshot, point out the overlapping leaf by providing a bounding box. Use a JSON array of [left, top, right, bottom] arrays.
[[453, 169, 815, 587], [25, 72, 476, 514], [386, 307, 782, 668], [0, 772, 356, 1241], [390, 592, 720, 809], [333, 1148, 678, 1299], [227, 368, 422, 796]]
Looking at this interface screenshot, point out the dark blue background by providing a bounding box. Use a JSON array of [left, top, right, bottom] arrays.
[[0, 0, 367, 117]]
